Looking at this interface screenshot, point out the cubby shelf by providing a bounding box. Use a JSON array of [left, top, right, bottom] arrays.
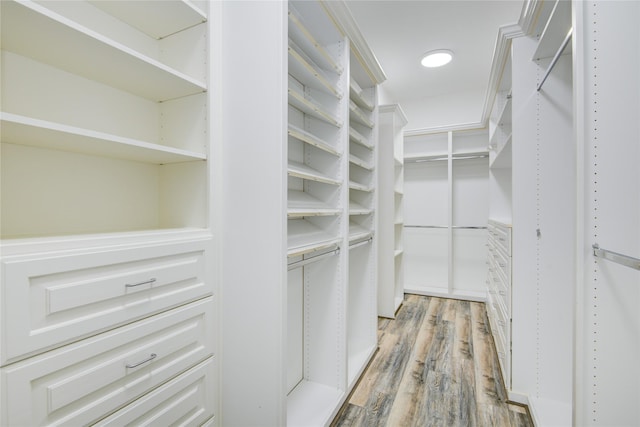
[[0, 112, 206, 164], [349, 200, 372, 215], [349, 222, 373, 242], [349, 77, 374, 112], [349, 100, 374, 128], [288, 6, 342, 75], [349, 126, 373, 149], [349, 181, 373, 192], [1, 0, 206, 102], [349, 154, 374, 170]]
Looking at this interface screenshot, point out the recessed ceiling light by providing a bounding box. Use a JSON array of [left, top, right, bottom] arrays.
[[421, 49, 454, 68]]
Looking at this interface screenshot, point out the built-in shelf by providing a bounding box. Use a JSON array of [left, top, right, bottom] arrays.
[[287, 219, 341, 258], [88, 0, 207, 39], [349, 100, 374, 129], [491, 135, 512, 169], [289, 38, 342, 99], [349, 154, 373, 170], [394, 249, 404, 257], [349, 77, 374, 112], [288, 84, 342, 128], [349, 126, 373, 149], [533, 0, 572, 60], [288, 124, 340, 156], [349, 200, 372, 215], [288, 6, 342, 75], [405, 152, 448, 163], [349, 222, 373, 242], [288, 160, 341, 185], [349, 181, 373, 192], [287, 380, 343, 427], [287, 190, 341, 218], [0, 112, 206, 164], [2, 0, 207, 102]]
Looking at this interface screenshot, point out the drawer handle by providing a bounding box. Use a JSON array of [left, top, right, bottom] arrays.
[[499, 262, 506, 267], [499, 290, 507, 296], [125, 278, 156, 288], [499, 237, 506, 242], [126, 353, 157, 369]]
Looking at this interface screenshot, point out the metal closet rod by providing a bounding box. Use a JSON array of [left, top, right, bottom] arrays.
[[410, 154, 489, 163], [537, 27, 573, 92], [288, 246, 340, 270], [349, 237, 373, 249], [592, 243, 640, 271], [404, 225, 488, 230]]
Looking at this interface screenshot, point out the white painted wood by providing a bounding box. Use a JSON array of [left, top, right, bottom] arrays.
[[1, 1, 206, 102], [94, 357, 216, 427], [576, 2, 640, 426], [0, 298, 214, 426], [0, 238, 211, 365]]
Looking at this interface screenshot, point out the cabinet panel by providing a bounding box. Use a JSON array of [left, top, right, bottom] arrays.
[[0, 298, 214, 427], [95, 357, 216, 427], [1, 238, 211, 364]]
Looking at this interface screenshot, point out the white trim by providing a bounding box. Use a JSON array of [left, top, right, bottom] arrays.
[[507, 390, 530, 406], [404, 121, 486, 137], [320, 1, 387, 84], [379, 104, 408, 127], [404, 288, 487, 303]]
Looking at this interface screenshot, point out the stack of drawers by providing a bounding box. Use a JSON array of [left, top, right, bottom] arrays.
[[0, 235, 217, 426], [486, 220, 512, 388]]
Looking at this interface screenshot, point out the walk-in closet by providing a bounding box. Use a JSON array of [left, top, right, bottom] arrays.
[[1, 1, 638, 426]]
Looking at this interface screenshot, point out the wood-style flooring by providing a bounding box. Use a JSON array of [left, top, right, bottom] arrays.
[[332, 295, 533, 427]]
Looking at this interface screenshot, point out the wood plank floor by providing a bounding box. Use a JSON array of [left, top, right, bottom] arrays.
[[332, 295, 534, 427]]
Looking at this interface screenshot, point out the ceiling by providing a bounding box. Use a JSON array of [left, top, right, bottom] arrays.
[[344, 0, 524, 131]]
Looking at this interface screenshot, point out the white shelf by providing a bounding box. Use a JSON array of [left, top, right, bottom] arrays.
[[347, 345, 376, 387], [288, 6, 342, 75], [287, 219, 342, 258], [349, 200, 372, 215], [88, 0, 207, 39], [349, 180, 373, 192], [288, 190, 341, 218], [533, 0, 572, 60], [0, 112, 206, 164], [288, 85, 342, 128], [394, 156, 403, 166], [490, 135, 512, 169], [288, 125, 340, 157], [289, 39, 342, 99], [349, 77, 374, 112], [349, 127, 373, 149], [288, 160, 341, 186], [349, 100, 374, 129], [394, 249, 404, 257], [349, 154, 373, 171], [287, 380, 343, 427], [1, 0, 207, 102], [349, 222, 373, 242]]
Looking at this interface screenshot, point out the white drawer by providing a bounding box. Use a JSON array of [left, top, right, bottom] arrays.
[[488, 220, 512, 255], [492, 243, 511, 283], [95, 357, 217, 427], [1, 238, 212, 364], [0, 297, 215, 427], [492, 296, 510, 344]]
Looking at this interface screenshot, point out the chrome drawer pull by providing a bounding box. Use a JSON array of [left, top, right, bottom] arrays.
[[125, 278, 156, 288], [126, 353, 157, 369]]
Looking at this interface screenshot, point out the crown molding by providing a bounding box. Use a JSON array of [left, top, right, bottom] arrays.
[[405, 121, 486, 137], [379, 104, 408, 127], [320, 0, 387, 85]]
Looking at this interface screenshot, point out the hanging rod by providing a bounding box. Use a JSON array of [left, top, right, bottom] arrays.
[[349, 237, 373, 249], [537, 27, 573, 92], [592, 243, 640, 271], [408, 154, 489, 163], [404, 225, 488, 230], [288, 247, 340, 270]]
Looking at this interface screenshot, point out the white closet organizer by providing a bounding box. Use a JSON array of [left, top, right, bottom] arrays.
[[403, 129, 489, 301], [0, 1, 217, 425], [378, 104, 408, 318], [347, 56, 378, 388], [286, 2, 349, 425]]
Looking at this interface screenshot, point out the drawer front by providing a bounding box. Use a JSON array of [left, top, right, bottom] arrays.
[[492, 296, 510, 346], [95, 357, 217, 427], [0, 298, 215, 427], [1, 238, 212, 364], [492, 243, 511, 284], [488, 220, 512, 255]]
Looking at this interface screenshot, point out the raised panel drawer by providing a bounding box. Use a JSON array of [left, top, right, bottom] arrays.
[[488, 220, 512, 255], [0, 298, 214, 427], [95, 356, 216, 427], [1, 238, 212, 364]]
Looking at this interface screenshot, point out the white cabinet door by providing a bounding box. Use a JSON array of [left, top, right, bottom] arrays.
[[1, 238, 212, 365], [0, 298, 214, 427]]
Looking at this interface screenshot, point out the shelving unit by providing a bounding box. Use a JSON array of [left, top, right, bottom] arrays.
[[378, 104, 408, 318], [403, 129, 489, 301], [0, 0, 217, 425]]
